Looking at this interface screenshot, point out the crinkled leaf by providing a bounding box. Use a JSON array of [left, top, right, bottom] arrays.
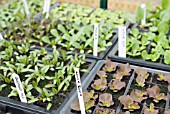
[[135, 67, 149, 79], [119, 63, 131, 76], [91, 78, 107, 91], [83, 90, 98, 102], [119, 95, 140, 111], [104, 58, 117, 72], [109, 80, 125, 92], [113, 71, 123, 81], [130, 90, 147, 102], [147, 85, 167, 102], [136, 76, 145, 87], [97, 70, 107, 78], [99, 93, 114, 107]]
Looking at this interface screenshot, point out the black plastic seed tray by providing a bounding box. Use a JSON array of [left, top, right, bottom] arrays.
[[62, 58, 170, 114], [0, 58, 96, 114]]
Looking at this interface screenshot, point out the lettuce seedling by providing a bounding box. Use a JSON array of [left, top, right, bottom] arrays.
[[83, 90, 98, 102], [71, 100, 95, 113], [136, 75, 146, 87], [97, 70, 107, 78], [118, 95, 140, 111], [95, 108, 115, 114], [113, 71, 123, 81], [119, 63, 131, 76], [130, 90, 147, 102], [103, 58, 117, 72], [71, 90, 98, 113], [135, 67, 149, 79], [109, 80, 125, 92], [99, 93, 114, 107], [91, 78, 107, 91], [144, 103, 158, 114], [147, 85, 167, 103]]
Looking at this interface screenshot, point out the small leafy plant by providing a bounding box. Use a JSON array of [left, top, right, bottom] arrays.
[[147, 85, 167, 103], [118, 95, 140, 111], [130, 90, 147, 102], [97, 70, 107, 78], [144, 103, 159, 114], [119, 63, 131, 76], [135, 67, 149, 87], [109, 80, 125, 92], [103, 58, 117, 72], [91, 78, 107, 91], [71, 90, 98, 113], [98, 93, 114, 107]]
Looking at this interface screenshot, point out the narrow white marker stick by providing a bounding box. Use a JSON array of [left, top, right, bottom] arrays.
[[141, 4, 146, 26], [0, 33, 3, 40], [118, 26, 126, 58], [22, 0, 30, 17], [93, 24, 99, 56], [12, 74, 27, 103], [43, 0, 47, 13], [74, 68, 86, 114], [43, 0, 51, 19]]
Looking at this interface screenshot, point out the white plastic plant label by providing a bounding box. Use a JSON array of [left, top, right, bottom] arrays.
[[12, 74, 27, 103], [0, 33, 3, 40], [141, 4, 146, 26], [43, 0, 51, 19], [22, 0, 30, 17], [93, 24, 99, 57], [118, 26, 126, 58], [74, 68, 86, 114]]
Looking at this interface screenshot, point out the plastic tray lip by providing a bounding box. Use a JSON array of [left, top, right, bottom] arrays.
[[0, 58, 96, 114], [60, 59, 170, 114], [108, 44, 170, 72]]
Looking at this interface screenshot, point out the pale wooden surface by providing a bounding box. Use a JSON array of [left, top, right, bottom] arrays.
[[108, 0, 164, 12], [0, 0, 7, 6]]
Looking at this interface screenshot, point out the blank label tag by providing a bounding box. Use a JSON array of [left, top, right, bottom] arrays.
[[141, 4, 146, 26], [43, 0, 51, 18], [93, 24, 99, 56], [74, 68, 86, 114], [0, 33, 3, 40], [118, 26, 126, 58], [22, 0, 30, 17], [12, 74, 27, 103]]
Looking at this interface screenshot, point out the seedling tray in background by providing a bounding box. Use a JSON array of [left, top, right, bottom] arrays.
[[34, 22, 131, 60], [108, 27, 170, 71], [61, 58, 170, 114], [2, 2, 132, 60], [0, 57, 96, 114]]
